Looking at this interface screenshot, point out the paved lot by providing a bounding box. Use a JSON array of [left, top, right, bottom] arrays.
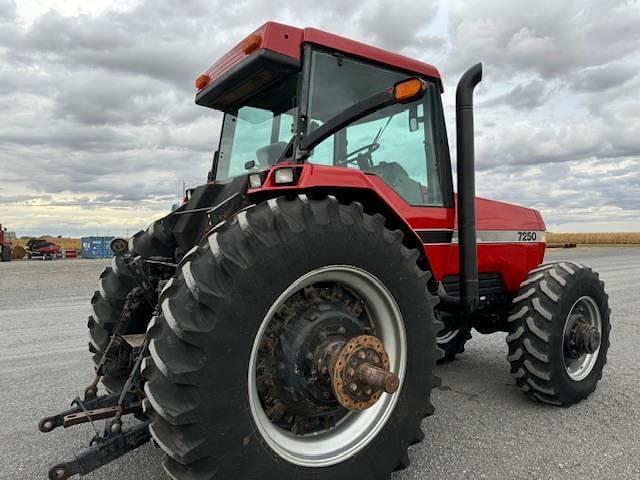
[[0, 247, 638, 479]]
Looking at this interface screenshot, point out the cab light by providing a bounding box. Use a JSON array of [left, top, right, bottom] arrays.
[[249, 174, 263, 188], [195, 74, 211, 90], [241, 33, 262, 54], [274, 168, 295, 184], [393, 78, 427, 103]]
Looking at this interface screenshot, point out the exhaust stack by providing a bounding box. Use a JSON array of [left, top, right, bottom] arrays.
[[455, 63, 483, 315]]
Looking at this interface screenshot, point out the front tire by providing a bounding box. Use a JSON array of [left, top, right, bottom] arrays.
[[506, 261, 610, 406], [143, 195, 440, 480], [436, 324, 472, 362]]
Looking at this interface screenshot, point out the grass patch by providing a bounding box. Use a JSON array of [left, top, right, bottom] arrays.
[[547, 232, 640, 245]]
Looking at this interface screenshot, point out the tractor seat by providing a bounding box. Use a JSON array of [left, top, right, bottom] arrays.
[[256, 141, 287, 167], [369, 161, 424, 204]]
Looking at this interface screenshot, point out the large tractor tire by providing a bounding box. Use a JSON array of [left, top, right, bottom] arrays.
[[88, 256, 146, 392], [143, 195, 441, 480], [129, 219, 175, 258], [88, 220, 174, 393], [506, 261, 610, 406], [1, 245, 10, 262], [436, 325, 472, 362]]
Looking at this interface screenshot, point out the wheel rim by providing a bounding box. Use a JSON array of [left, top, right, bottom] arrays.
[[562, 296, 602, 381], [248, 265, 407, 467]]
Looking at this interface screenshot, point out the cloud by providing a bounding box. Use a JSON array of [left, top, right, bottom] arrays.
[[483, 79, 548, 110], [571, 62, 638, 93], [447, 0, 640, 79], [0, 0, 638, 237]]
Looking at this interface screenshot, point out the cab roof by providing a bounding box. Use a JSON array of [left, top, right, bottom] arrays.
[[199, 22, 443, 93]]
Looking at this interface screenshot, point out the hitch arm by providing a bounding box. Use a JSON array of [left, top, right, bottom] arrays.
[[39, 394, 122, 433], [48, 421, 151, 480]]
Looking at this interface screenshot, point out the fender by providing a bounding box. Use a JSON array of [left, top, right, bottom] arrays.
[[246, 163, 446, 286]]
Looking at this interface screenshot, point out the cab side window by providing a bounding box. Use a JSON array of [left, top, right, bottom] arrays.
[[306, 50, 444, 206]]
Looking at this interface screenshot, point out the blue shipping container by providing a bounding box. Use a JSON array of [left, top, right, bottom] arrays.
[[81, 236, 115, 259]]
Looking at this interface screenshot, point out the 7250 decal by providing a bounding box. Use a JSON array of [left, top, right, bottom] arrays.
[[518, 231, 537, 242]]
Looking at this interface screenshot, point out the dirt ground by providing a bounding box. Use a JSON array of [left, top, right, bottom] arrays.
[[0, 247, 638, 479]]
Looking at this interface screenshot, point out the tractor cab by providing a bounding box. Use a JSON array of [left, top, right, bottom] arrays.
[[195, 23, 450, 208]]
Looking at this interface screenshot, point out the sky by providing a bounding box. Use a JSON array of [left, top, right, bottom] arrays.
[[0, 0, 639, 237]]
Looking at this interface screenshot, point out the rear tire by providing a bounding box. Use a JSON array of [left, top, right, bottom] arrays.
[[129, 219, 175, 258], [143, 195, 441, 480], [506, 261, 610, 406], [88, 256, 142, 392], [1, 245, 11, 262], [89, 219, 174, 393]]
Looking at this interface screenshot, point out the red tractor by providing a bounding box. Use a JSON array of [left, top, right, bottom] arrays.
[[0, 225, 11, 262], [42, 23, 610, 480]]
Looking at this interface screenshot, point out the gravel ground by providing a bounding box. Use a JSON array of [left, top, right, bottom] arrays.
[[0, 247, 638, 479]]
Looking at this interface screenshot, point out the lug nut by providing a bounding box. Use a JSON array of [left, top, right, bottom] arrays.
[[349, 383, 359, 393]]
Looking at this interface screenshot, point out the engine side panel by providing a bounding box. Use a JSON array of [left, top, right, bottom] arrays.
[[249, 164, 545, 293], [425, 197, 546, 293]]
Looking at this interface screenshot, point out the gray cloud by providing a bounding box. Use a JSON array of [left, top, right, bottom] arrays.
[[0, 0, 638, 236], [571, 62, 638, 92], [483, 79, 548, 110], [447, 0, 640, 79]]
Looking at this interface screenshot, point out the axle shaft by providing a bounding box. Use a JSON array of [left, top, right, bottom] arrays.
[[356, 363, 399, 394]]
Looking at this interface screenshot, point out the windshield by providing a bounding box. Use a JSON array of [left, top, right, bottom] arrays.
[[215, 74, 298, 180], [306, 50, 444, 206]]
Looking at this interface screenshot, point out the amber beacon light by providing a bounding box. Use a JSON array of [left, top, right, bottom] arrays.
[[393, 77, 427, 103], [195, 74, 211, 90]]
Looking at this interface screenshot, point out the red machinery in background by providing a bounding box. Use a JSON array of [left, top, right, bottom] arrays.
[[0, 225, 11, 262]]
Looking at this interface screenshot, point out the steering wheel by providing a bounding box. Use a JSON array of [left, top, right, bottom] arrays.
[[337, 142, 380, 169], [344, 142, 380, 163]]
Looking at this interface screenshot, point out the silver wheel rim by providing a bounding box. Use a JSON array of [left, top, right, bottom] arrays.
[[562, 296, 602, 381], [248, 265, 407, 467], [437, 328, 461, 344]]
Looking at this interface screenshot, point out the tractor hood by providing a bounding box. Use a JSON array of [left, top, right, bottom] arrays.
[[459, 195, 546, 242]]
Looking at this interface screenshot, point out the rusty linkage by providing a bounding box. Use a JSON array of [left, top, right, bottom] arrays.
[[39, 269, 159, 480]]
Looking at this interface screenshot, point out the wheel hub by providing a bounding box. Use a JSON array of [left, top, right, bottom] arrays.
[[256, 282, 378, 434], [324, 335, 399, 411], [566, 315, 601, 357]]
